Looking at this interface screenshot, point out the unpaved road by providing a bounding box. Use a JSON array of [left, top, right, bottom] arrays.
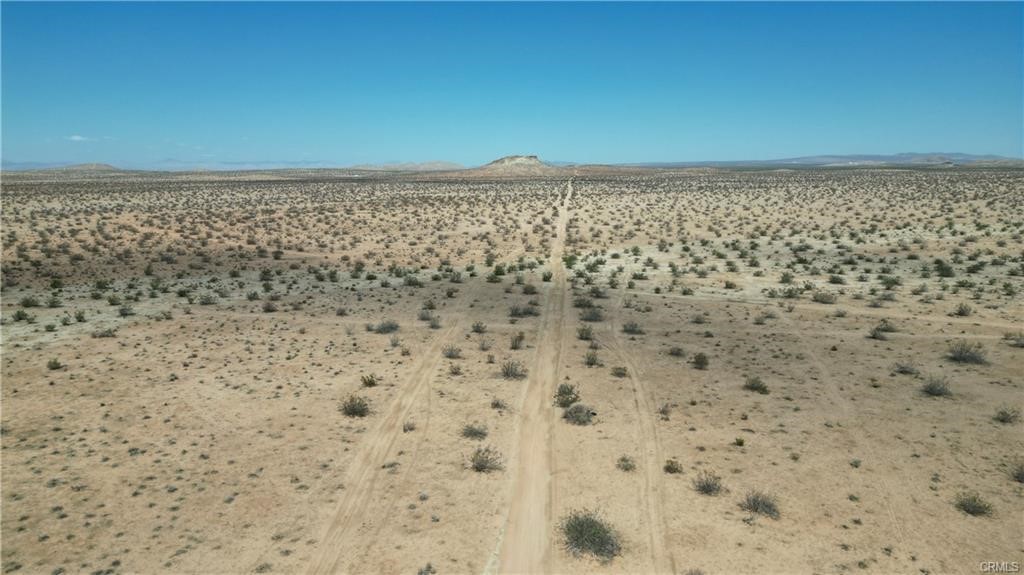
[[495, 179, 573, 574]]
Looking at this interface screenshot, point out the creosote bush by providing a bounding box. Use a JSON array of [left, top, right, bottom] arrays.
[[563, 403, 594, 426], [461, 423, 488, 440], [616, 455, 636, 472], [470, 446, 503, 473], [501, 360, 527, 379], [560, 509, 621, 561], [340, 395, 370, 417], [554, 383, 580, 408], [742, 376, 769, 394], [994, 407, 1020, 424]]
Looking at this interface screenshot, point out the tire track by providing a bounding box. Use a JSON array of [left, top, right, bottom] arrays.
[[604, 301, 675, 574], [306, 322, 459, 575]]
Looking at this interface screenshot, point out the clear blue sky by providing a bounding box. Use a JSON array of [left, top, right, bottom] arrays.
[[2, 2, 1021, 169]]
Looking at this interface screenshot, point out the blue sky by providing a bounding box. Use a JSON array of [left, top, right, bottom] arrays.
[[2, 2, 1021, 169]]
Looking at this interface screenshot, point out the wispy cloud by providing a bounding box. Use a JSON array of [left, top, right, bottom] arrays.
[[66, 134, 95, 142]]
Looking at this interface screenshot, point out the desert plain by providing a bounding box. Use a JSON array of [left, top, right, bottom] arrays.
[[1, 158, 1022, 575]]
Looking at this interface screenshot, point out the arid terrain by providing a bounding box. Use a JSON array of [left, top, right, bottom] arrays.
[[1, 162, 1022, 574]]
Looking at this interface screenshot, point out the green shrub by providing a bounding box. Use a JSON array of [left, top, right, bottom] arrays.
[[501, 360, 527, 379], [554, 383, 580, 408], [954, 491, 992, 516], [560, 509, 621, 561], [470, 446, 503, 473], [563, 403, 594, 426], [742, 376, 769, 394], [461, 423, 488, 440], [340, 395, 370, 417], [995, 407, 1020, 424]]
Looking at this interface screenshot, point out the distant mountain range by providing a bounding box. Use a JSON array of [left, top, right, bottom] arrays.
[[2, 152, 1021, 173], [620, 153, 1023, 168], [348, 161, 464, 171]]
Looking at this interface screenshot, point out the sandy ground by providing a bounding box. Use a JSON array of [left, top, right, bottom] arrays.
[[2, 167, 1022, 575]]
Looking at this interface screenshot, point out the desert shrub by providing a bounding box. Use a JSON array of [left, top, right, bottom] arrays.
[[510, 331, 526, 350], [921, 376, 951, 397], [442, 345, 462, 359], [361, 374, 378, 387], [954, 491, 992, 516], [554, 383, 580, 408], [994, 407, 1020, 424], [947, 340, 987, 364], [584, 350, 600, 367], [953, 302, 973, 317], [501, 360, 527, 379], [740, 490, 780, 519], [692, 353, 709, 370], [340, 395, 370, 417], [490, 398, 507, 410], [611, 366, 627, 378], [616, 455, 636, 472], [693, 470, 722, 495], [1002, 331, 1024, 348], [663, 459, 683, 474], [1010, 461, 1024, 483], [563, 403, 594, 425], [742, 376, 769, 395], [470, 446, 503, 473], [576, 326, 593, 340], [560, 509, 621, 561], [461, 423, 488, 440], [811, 291, 837, 304], [580, 308, 604, 322], [622, 321, 644, 335], [375, 320, 400, 334], [471, 321, 487, 333], [92, 327, 117, 338], [262, 301, 278, 313], [668, 346, 685, 357], [47, 358, 63, 370], [891, 361, 919, 376], [509, 305, 538, 318], [19, 296, 40, 308]]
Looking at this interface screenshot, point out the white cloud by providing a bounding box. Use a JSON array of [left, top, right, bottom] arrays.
[[66, 134, 95, 142]]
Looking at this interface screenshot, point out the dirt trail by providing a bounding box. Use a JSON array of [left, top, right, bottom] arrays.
[[306, 323, 459, 575], [493, 179, 573, 574], [605, 298, 675, 573]]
